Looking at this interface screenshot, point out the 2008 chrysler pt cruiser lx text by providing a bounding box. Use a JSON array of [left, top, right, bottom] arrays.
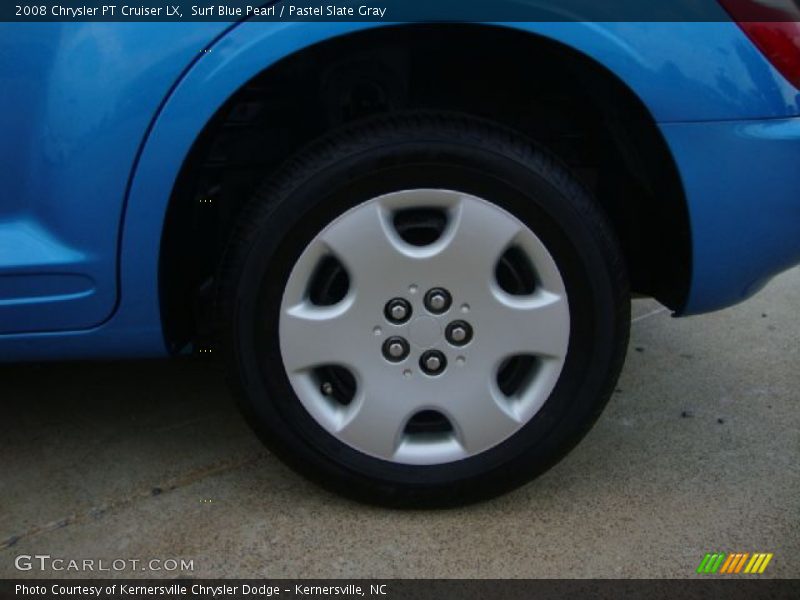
[[1, 9, 799, 505]]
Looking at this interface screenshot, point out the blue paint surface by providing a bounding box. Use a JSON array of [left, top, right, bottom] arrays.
[[1, 21, 798, 360]]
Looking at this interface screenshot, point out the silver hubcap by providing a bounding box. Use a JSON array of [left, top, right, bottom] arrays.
[[279, 189, 570, 465]]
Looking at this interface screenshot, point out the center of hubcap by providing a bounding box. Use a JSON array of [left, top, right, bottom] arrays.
[[408, 316, 442, 348]]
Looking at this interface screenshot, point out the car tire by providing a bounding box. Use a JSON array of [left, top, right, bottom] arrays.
[[218, 112, 630, 507]]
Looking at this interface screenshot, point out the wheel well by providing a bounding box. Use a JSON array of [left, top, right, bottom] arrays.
[[160, 23, 691, 352]]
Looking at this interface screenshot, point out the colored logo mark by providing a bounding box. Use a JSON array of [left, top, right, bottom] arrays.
[[696, 552, 773, 574]]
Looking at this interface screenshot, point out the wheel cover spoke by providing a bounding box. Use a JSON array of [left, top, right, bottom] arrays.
[[319, 201, 409, 291], [430, 193, 524, 282], [477, 289, 570, 363], [444, 383, 523, 455], [280, 300, 360, 373], [336, 386, 417, 461]]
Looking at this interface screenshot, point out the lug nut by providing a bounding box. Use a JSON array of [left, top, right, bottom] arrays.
[[420, 350, 447, 376], [384, 298, 412, 324], [426, 355, 442, 371], [391, 305, 407, 320], [446, 320, 473, 346], [382, 336, 410, 362], [424, 288, 452, 314]]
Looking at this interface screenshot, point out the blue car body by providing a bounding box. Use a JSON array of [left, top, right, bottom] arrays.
[[1, 21, 799, 361]]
